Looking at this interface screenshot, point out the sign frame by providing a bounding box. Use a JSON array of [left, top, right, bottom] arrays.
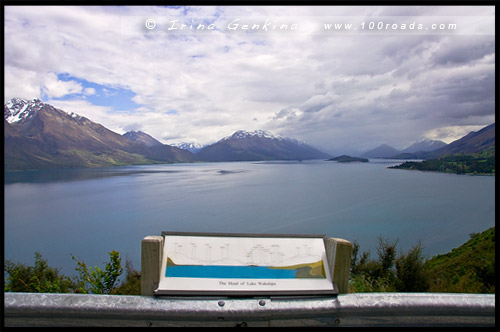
[[154, 231, 339, 296]]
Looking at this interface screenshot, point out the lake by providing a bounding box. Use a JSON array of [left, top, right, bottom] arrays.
[[4, 159, 495, 277]]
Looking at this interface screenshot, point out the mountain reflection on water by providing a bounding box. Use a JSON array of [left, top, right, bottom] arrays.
[[4, 167, 185, 184]]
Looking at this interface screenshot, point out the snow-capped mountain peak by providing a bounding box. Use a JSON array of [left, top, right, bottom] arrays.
[[67, 111, 84, 120], [402, 138, 447, 153], [173, 142, 204, 153], [4, 98, 44, 123], [174, 142, 203, 149], [197, 129, 330, 161], [222, 130, 284, 141], [5, 98, 85, 123]]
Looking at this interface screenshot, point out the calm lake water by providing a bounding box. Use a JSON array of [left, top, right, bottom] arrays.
[[4, 159, 495, 276]]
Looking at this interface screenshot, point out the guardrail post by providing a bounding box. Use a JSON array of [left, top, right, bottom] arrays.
[[324, 237, 352, 294], [141, 236, 164, 296]]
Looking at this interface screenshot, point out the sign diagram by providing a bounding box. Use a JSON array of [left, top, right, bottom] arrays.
[[156, 233, 336, 295]]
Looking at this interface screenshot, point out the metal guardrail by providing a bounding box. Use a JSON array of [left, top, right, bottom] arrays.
[[4, 292, 495, 327]]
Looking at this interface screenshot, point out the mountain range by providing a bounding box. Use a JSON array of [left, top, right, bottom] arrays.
[[426, 123, 495, 158], [402, 139, 448, 154], [389, 124, 495, 174], [4, 98, 495, 170], [362, 139, 449, 159], [361, 127, 494, 159], [4, 98, 194, 170], [195, 130, 331, 162], [4, 99, 330, 170]]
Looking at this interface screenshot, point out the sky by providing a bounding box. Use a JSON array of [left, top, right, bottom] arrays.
[[4, 5, 495, 155]]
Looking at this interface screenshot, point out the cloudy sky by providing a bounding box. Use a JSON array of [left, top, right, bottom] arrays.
[[4, 5, 495, 154]]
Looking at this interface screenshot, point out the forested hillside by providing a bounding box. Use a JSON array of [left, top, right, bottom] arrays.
[[425, 226, 495, 293], [349, 226, 495, 293]]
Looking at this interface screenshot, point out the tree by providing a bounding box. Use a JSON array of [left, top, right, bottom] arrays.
[[395, 241, 430, 292], [111, 257, 141, 295], [4, 252, 75, 293], [349, 237, 398, 292], [72, 250, 123, 294], [376, 236, 398, 280], [349, 237, 430, 293]]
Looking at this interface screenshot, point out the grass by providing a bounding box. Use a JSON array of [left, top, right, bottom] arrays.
[[424, 227, 495, 293]]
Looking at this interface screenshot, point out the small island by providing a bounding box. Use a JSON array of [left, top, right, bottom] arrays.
[[328, 155, 369, 163]]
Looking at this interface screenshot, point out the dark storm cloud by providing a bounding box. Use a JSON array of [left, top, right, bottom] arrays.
[[431, 37, 494, 66], [268, 30, 495, 153]]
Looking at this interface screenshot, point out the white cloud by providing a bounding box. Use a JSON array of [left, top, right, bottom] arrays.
[[4, 66, 41, 101], [4, 5, 495, 153], [83, 87, 96, 96], [4, 67, 82, 101], [41, 73, 83, 98], [47, 99, 115, 127]]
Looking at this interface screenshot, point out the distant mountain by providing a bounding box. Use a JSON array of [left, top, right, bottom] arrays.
[[402, 139, 447, 154], [195, 130, 331, 162], [173, 142, 204, 154], [361, 144, 401, 158], [123, 130, 163, 147], [389, 123, 495, 174], [4, 98, 195, 170], [363, 139, 447, 159], [428, 123, 495, 158]]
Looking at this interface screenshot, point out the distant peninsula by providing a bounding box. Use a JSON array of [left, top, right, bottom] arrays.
[[328, 155, 369, 163], [389, 151, 495, 175]]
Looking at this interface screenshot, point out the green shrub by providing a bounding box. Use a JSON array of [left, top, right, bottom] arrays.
[[395, 241, 430, 292], [4, 252, 76, 293], [349, 237, 429, 293], [72, 250, 123, 294], [5, 251, 140, 295], [111, 257, 141, 295]]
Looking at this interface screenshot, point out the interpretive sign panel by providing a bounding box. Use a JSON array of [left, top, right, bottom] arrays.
[[155, 232, 337, 296]]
